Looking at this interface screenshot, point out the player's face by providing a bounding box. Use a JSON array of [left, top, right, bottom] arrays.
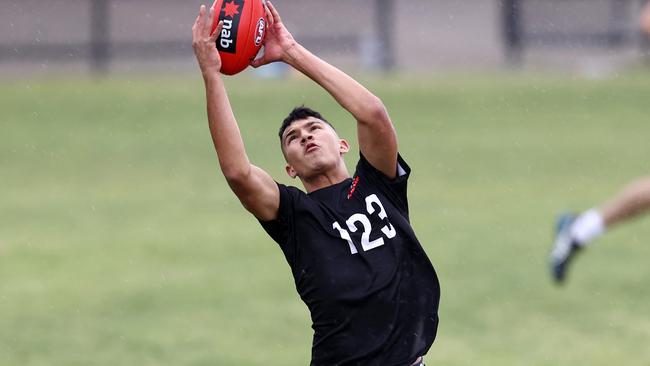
[[281, 118, 349, 179]]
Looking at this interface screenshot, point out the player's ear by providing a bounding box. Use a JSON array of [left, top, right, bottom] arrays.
[[339, 139, 350, 155], [285, 164, 298, 179]]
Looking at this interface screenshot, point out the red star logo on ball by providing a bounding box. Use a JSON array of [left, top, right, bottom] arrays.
[[223, 1, 240, 18]]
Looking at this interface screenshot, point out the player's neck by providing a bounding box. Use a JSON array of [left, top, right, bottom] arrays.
[[301, 167, 350, 193]]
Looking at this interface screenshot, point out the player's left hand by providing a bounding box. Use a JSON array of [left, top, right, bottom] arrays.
[[250, 0, 297, 68], [192, 4, 224, 77]]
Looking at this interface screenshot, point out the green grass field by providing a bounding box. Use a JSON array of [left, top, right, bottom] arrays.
[[1, 71, 650, 365]]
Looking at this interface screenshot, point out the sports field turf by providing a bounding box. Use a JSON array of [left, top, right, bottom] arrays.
[[1, 71, 649, 365]]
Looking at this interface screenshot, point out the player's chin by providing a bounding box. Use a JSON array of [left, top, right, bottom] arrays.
[[303, 151, 326, 164], [308, 156, 335, 171]]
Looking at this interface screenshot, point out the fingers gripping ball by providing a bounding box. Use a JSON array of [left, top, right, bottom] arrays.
[[210, 0, 267, 75]]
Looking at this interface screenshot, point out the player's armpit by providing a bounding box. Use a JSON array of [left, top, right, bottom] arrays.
[[226, 164, 280, 221]]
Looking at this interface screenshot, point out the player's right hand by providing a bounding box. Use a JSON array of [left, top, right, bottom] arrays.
[[192, 5, 224, 77], [250, 1, 297, 68]]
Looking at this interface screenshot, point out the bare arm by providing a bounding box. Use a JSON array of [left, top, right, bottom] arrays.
[[192, 5, 278, 220], [252, 1, 398, 178]]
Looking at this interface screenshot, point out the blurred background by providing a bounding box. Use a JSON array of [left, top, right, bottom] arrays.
[[2, 1, 650, 365], [2, 0, 649, 75]]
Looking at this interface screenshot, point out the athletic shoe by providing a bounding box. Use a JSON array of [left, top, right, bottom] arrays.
[[549, 213, 582, 284]]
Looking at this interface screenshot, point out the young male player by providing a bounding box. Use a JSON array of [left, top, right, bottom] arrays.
[[550, 176, 650, 283], [192, 2, 440, 365]]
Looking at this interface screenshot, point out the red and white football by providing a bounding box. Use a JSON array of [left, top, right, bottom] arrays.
[[210, 0, 266, 75]]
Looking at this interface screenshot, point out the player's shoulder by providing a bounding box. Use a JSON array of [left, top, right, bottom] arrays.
[[277, 182, 311, 207], [281, 183, 306, 196], [355, 152, 411, 181]]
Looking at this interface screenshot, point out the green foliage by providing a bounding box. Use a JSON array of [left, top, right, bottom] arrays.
[[1, 72, 649, 365]]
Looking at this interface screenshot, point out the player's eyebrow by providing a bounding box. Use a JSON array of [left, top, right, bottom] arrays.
[[283, 129, 297, 144], [305, 120, 322, 129], [283, 120, 323, 144]]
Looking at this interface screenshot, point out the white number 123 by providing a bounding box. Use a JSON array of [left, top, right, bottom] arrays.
[[332, 194, 396, 254]]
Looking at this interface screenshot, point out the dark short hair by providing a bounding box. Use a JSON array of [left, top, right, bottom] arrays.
[[278, 106, 334, 141]]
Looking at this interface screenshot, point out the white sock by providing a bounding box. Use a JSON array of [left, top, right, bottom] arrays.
[[570, 209, 605, 246]]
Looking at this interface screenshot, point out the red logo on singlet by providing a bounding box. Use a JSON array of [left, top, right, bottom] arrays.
[[347, 176, 360, 199]]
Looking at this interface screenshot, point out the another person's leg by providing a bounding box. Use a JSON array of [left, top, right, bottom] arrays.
[[600, 177, 650, 228], [641, 1, 650, 36], [550, 176, 650, 283]]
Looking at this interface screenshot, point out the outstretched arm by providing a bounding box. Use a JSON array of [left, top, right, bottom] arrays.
[[192, 4, 279, 220], [252, 1, 399, 178]]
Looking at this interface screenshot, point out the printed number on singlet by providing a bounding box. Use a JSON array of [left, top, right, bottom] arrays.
[[332, 194, 397, 254]]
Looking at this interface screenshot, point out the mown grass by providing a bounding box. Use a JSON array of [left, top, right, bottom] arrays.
[[1, 71, 649, 365]]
